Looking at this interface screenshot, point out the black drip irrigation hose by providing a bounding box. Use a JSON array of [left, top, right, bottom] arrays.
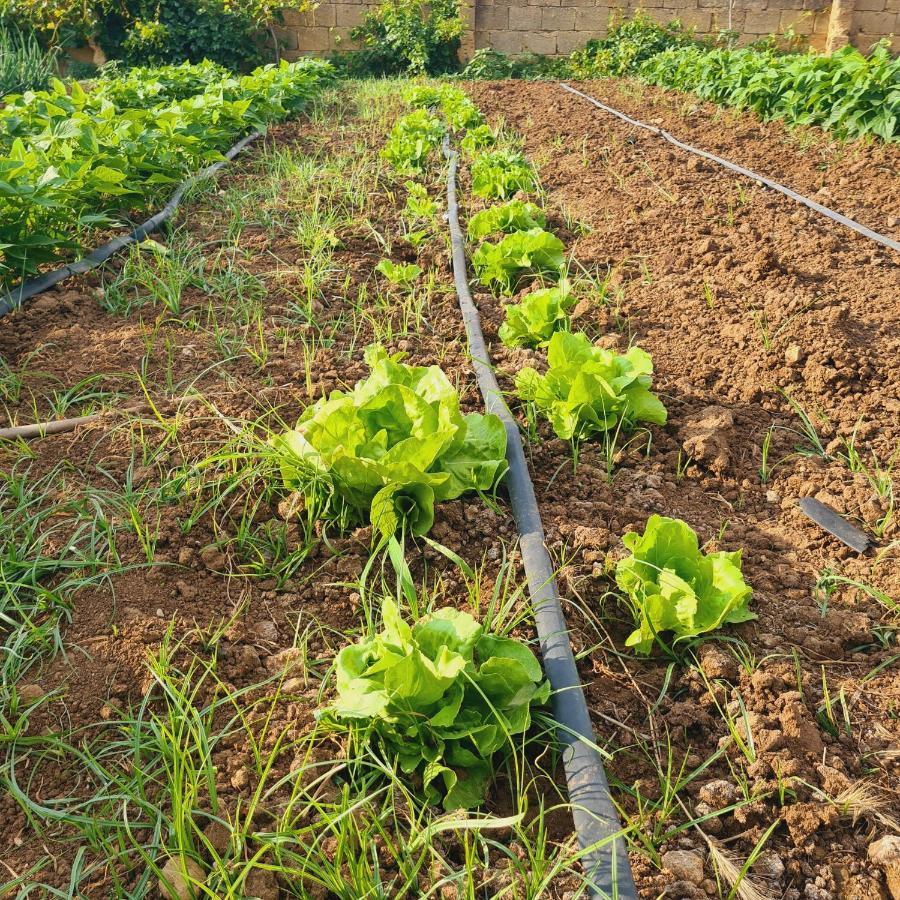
[[442, 135, 637, 899], [0, 130, 264, 319], [560, 83, 900, 255]]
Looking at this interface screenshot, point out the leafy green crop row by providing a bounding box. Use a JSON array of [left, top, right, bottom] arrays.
[[0, 58, 333, 284], [640, 42, 899, 140], [571, 16, 899, 141], [278, 85, 756, 818], [448, 91, 754, 661]]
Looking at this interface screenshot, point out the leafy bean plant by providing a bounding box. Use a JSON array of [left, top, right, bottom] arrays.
[[0, 58, 333, 284], [328, 597, 550, 809], [615, 515, 755, 654], [641, 42, 900, 140], [516, 330, 666, 444], [273, 345, 507, 539]]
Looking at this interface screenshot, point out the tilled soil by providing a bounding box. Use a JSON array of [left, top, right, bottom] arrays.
[[465, 80, 900, 899], [0, 79, 898, 900]]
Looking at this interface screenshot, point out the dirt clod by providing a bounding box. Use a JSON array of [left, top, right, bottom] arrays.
[[680, 406, 734, 473], [868, 836, 900, 900], [158, 857, 205, 900], [662, 849, 706, 885]]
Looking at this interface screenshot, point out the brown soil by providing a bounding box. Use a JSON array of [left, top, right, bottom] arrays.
[[464, 79, 900, 899]]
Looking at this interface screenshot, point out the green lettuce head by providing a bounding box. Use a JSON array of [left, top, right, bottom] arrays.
[[515, 330, 667, 441], [273, 346, 507, 538], [331, 599, 550, 810], [615, 515, 755, 654]]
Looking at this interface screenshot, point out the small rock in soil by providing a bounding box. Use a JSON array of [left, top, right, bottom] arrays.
[[277, 491, 305, 520], [203, 820, 231, 856], [698, 779, 737, 809], [753, 849, 786, 884], [18, 684, 44, 704], [680, 406, 734, 473], [255, 620, 279, 643], [158, 857, 205, 900], [868, 836, 900, 900], [785, 344, 806, 366], [265, 647, 304, 675], [662, 849, 705, 885], [697, 643, 738, 681], [199, 545, 226, 571]]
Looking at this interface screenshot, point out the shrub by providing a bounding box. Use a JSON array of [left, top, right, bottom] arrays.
[[350, 0, 463, 75], [568, 13, 692, 79], [615, 515, 755, 654], [4, 0, 291, 70], [329, 597, 550, 810]]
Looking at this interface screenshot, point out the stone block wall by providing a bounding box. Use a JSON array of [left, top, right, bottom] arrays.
[[275, 0, 900, 59]]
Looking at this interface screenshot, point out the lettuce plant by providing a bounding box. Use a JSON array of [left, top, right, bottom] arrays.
[[381, 109, 446, 173], [460, 124, 496, 155], [273, 346, 507, 538], [471, 150, 537, 200], [375, 258, 421, 285], [615, 515, 755, 654], [330, 598, 550, 810], [515, 331, 667, 441], [498, 282, 574, 349], [471, 228, 565, 295], [467, 200, 546, 241]]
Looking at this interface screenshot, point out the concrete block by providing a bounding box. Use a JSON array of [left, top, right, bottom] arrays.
[[543, 6, 576, 28], [475, 5, 509, 29], [329, 26, 357, 48], [783, 10, 816, 32], [334, 4, 365, 27], [678, 8, 713, 28], [575, 6, 606, 28], [509, 5, 543, 29], [742, 9, 782, 31], [855, 8, 896, 30], [556, 28, 602, 51], [297, 26, 331, 51], [523, 30, 558, 52], [489, 29, 527, 52], [273, 28, 300, 50]]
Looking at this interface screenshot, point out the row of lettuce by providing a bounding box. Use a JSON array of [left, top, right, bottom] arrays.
[[466, 16, 899, 142], [0, 58, 334, 287], [269, 84, 755, 810]]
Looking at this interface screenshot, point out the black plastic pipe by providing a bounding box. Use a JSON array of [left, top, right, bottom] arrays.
[[0, 131, 263, 319], [442, 135, 637, 899], [561, 83, 900, 255]]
